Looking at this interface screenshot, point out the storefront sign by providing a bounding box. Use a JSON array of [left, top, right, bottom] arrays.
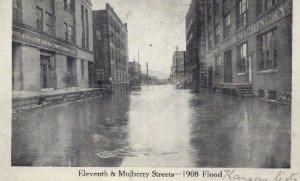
[[12, 25, 77, 57], [237, 0, 292, 41]]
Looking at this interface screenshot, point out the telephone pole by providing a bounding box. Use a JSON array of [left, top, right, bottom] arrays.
[[138, 50, 141, 89], [146, 62, 149, 88]]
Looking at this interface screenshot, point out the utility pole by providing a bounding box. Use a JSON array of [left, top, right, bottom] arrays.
[[138, 50, 141, 89], [146, 62, 149, 88]]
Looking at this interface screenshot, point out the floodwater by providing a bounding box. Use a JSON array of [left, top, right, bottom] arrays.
[[12, 85, 291, 168]]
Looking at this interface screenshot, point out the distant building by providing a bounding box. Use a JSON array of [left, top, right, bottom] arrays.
[[93, 4, 129, 91], [203, 0, 292, 101], [12, 0, 94, 91], [128, 61, 141, 87], [171, 50, 185, 84]]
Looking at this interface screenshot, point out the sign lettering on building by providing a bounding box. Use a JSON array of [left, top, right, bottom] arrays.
[[237, 0, 292, 41], [12, 25, 77, 57]]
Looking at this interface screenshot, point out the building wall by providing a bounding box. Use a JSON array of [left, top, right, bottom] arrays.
[[12, 0, 94, 92], [204, 0, 292, 99], [93, 4, 129, 91]]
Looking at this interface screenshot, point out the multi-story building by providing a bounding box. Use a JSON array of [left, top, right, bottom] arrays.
[[93, 4, 129, 92], [171, 50, 185, 84], [12, 0, 94, 92], [203, 0, 292, 101], [185, 0, 207, 92], [128, 60, 141, 88]]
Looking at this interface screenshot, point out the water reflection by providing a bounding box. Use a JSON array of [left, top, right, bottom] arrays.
[[12, 85, 290, 168]]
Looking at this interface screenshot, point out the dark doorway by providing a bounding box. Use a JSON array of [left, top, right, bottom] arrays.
[[208, 66, 213, 89], [224, 50, 233, 83], [40, 55, 56, 89]]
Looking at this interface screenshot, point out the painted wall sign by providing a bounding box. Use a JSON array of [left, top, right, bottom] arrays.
[[236, 0, 292, 41], [12, 25, 77, 57]]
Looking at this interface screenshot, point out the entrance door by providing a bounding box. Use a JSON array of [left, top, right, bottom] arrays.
[[248, 55, 253, 84], [40, 55, 56, 89], [224, 50, 233, 83], [88, 62, 94, 87]]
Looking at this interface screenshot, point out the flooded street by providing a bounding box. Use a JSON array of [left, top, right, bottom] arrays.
[[12, 85, 290, 168]]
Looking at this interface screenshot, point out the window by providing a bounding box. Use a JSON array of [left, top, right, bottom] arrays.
[[237, 42, 248, 73], [36, 7, 43, 31], [207, 4, 212, 23], [81, 5, 86, 49], [81, 60, 85, 79], [215, 23, 221, 45], [208, 30, 213, 49], [257, 29, 277, 70], [237, 0, 248, 29], [64, 22, 68, 41], [13, 0, 22, 22], [215, 55, 221, 76], [96, 30, 101, 40], [45, 12, 53, 35], [64, 0, 74, 12], [224, 13, 231, 39], [214, 0, 220, 15], [69, 25, 74, 43], [85, 8, 89, 50], [256, 0, 277, 15]]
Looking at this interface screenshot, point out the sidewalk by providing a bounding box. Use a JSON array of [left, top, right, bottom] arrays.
[[12, 87, 110, 114]]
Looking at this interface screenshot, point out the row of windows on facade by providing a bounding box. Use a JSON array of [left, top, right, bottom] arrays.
[[112, 69, 128, 82], [95, 29, 126, 51], [13, 0, 90, 50], [214, 28, 277, 75], [207, 0, 278, 49], [108, 16, 126, 39]]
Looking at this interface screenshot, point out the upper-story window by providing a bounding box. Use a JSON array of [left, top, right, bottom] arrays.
[[237, 42, 248, 73], [64, 22, 68, 41], [13, 0, 22, 22], [215, 23, 221, 45], [69, 25, 74, 43], [224, 12, 231, 39], [257, 28, 278, 71], [237, 0, 248, 30], [256, 0, 277, 16], [214, 0, 220, 15], [64, 0, 74, 13], [45, 12, 54, 35], [207, 4, 212, 23], [36, 7, 43, 31], [208, 30, 213, 50]]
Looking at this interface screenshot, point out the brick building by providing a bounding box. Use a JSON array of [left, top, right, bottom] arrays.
[[185, 0, 207, 92], [202, 0, 292, 101], [12, 0, 94, 92], [93, 4, 129, 91]]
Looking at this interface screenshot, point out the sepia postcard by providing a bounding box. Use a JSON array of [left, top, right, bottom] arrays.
[[0, 0, 300, 180]]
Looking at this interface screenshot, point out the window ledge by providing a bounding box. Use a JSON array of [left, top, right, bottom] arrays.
[[237, 72, 247, 76], [257, 69, 279, 74]]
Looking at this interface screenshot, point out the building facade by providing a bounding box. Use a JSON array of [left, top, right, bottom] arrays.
[[171, 50, 185, 84], [185, 0, 208, 92], [93, 4, 129, 92], [12, 0, 94, 92], [202, 0, 292, 101], [128, 61, 141, 88]]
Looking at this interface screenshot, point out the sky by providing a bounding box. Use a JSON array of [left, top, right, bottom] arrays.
[[91, 0, 191, 76]]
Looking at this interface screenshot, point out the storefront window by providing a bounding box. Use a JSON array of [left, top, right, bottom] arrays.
[[257, 29, 278, 70], [237, 42, 247, 73], [81, 60, 85, 79]]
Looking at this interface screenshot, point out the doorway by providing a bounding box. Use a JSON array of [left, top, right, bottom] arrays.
[[224, 50, 233, 83], [208, 66, 213, 89], [40, 55, 56, 89]]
